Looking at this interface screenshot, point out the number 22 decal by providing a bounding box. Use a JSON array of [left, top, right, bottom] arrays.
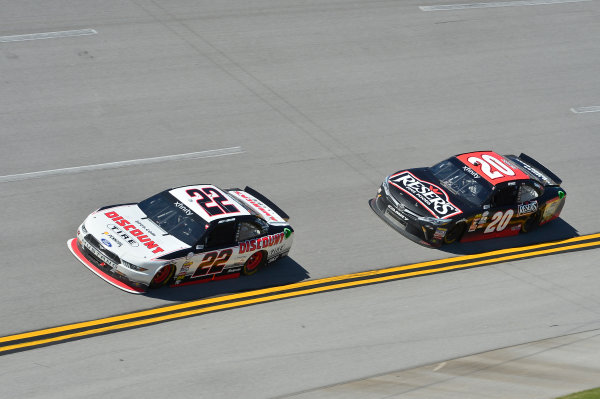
[[484, 209, 514, 234], [468, 154, 515, 180], [186, 188, 239, 216], [192, 249, 233, 278]]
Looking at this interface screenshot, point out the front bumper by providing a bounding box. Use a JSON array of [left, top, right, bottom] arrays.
[[369, 190, 448, 248], [70, 229, 151, 294]]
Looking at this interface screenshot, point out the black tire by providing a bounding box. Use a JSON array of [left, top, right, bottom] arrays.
[[149, 264, 175, 288], [521, 211, 541, 233], [242, 251, 265, 276], [443, 222, 465, 245]]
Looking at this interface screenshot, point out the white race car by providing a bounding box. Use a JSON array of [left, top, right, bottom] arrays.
[[68, 185, 294, 294]]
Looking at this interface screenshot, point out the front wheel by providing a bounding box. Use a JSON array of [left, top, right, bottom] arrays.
[[149, 264, 175, 288], [242, 251, 264, 276], [443, 222, 465, 245]]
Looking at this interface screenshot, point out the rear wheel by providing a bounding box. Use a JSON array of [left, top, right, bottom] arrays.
[[150, 264, 175, 288], [443, 222, 465, 245], [242, 251, 264, 276], [521, 211, 541, 233]]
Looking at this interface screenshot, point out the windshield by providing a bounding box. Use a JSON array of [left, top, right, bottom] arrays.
[[138, 192, 208, 246], [431, 158, 493, 206]]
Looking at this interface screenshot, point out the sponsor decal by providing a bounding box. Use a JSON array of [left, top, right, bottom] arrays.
[[175, 261, 194, 284], [388, 171, 462, 219], [239, 232, 285, 254], [107, 224, 139, 247], [518, 200, 538, 216], [387, 205, 408, 221], [82, 239, 117, 268], [100, 238, 112, 248], [267, 248, 290, 263], [462, 165, 480, 179], [433, 228, 447, 240], [174, 201, 193, 216], [520, 162, 551, 184], [104, 211, 164, 254], [135, 220, 157, 236], [468, 211, 489, 232], [541, 197, 561, 223], [103, 231, 123, 247], [233, 191, 280, 222]]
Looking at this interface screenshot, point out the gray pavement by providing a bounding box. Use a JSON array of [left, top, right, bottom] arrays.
[[1, 0, 599, 397], [287, 329, 600, 399]]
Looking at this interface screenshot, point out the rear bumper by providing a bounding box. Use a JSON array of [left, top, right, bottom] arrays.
[[68, 238, 148, 294]]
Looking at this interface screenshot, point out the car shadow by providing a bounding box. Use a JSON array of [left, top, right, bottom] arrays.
[[438, 218, 580, 255], [144, 256, 309, 301]]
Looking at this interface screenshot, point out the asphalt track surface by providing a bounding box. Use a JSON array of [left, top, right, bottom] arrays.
[[0, 1, 599, 398]]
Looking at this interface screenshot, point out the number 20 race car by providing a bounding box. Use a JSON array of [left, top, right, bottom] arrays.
[[370, 151, 566, 247], [68, 185, 294, 294]]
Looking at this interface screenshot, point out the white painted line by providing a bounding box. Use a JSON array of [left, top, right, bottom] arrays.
[[0, 147, 244, 183], [571, 106, 600, 114], [420, 0, 591, 11], [0, 29, 97, 43], [433, 362, 447, 372]]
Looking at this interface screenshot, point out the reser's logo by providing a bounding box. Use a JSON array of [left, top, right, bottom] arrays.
[[389, 172, 462, 219], [518, 200, 538, 215]]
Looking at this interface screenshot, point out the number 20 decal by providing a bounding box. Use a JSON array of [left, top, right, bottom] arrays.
[[484, 209, 514, 234], [467, 154, 515, 180], [192, 249, 233, 278]]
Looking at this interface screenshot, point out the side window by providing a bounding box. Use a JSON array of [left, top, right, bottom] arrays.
[[518, 183, 539, 203], [204, 220, 237, 248], [237, 220, 267, 242], [492, 185, 518, 207]]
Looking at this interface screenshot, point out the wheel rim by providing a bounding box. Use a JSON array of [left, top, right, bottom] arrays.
[[522, 212, 539, 233], [246, 252, 263, 271], [153, 265, 173, 285], [444, 223, 463, 244]]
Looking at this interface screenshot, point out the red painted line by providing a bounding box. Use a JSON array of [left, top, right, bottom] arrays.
[[67, 239, 146, 294]]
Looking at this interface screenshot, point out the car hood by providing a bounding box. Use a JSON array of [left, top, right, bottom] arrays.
[[84, 204, 189, 261], [386, 168, 465, 220]]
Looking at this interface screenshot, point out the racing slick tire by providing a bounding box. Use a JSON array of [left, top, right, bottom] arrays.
[[242, 251, 265, 276], [521, 211, 541, 234], [443, 222, 465, 245], [149, 264, 176, 288]]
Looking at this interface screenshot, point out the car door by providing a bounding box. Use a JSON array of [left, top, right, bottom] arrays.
[[480, 182, 522, 239], [188, 218, 240, 279]]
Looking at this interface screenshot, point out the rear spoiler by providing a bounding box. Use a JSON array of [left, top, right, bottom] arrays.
[[510, 153, 562, 186], [243, 186, 290, 221]]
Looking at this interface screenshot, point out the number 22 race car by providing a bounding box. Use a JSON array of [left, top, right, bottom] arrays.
[[370, 151, 566, 247], [68, 185, 294, 294]]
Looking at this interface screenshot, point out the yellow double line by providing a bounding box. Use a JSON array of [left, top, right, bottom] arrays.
[[2, 233, 599, 355]]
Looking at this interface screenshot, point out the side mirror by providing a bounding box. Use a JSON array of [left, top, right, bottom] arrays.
[[483, 204, 490, 210], [195, 244, 204, 251]]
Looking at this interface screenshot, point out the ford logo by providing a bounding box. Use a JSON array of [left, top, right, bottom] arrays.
[[101, 238, 112, 248]]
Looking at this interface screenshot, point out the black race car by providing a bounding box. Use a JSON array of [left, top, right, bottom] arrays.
[[369, 151, 566, 247]]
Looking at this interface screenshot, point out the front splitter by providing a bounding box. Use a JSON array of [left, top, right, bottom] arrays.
[[68, 238, 146, 294]]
